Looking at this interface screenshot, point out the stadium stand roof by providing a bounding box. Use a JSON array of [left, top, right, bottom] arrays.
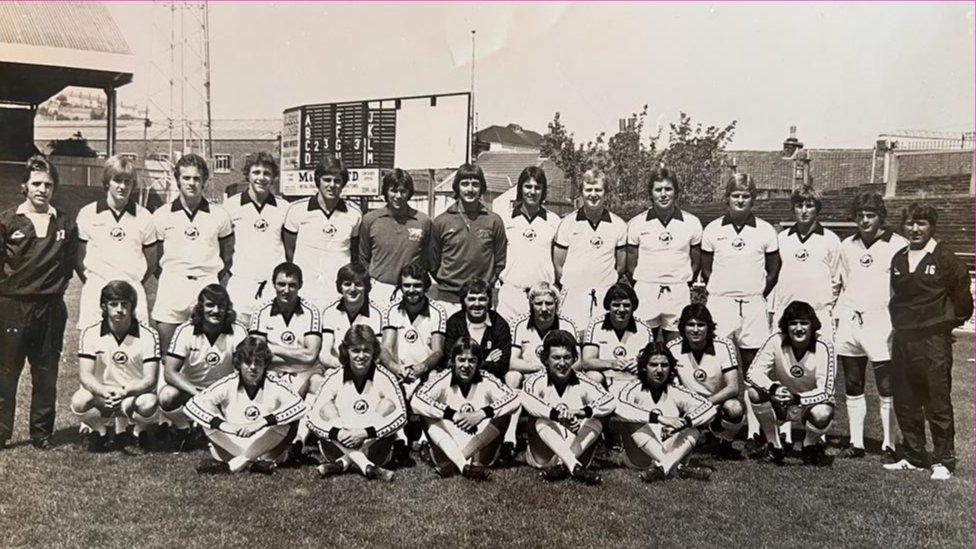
[[34, 119, 282, 142]]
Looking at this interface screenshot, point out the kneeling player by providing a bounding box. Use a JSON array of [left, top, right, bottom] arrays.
[[184, 336, 305, 474], [72, 281, 160, 452], [520, 330, 612, 485], [668, 304, 745, 459], [746, 301, 837, 466], [307, 325, 407, 482], [159, 285, 248, 450], [411, 337, 519, 480], [614, 342, 716, 482]]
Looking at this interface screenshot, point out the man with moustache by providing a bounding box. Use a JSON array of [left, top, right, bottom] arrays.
[[443, 278, 513, 382]]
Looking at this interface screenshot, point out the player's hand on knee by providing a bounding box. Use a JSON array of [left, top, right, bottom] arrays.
[[339, 429, 367, 448], [486, 349, 503, 363], [455, 410, 485, 432], [659, 416, 685, 439], [772, 386, 793, 405]]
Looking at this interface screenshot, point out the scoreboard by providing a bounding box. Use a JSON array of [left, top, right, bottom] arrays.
[[280, 101, 397, 196]]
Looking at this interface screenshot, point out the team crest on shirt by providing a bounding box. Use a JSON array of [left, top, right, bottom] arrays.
[[459, 404, 475, 414], [789, 365, 805, 378], [693, 369, 707, 382], [407, 228, 423, 242], [523, 228, 537, 242], [794, 248, 809, 261], [353, 399, 370, 414], [731, 237, 745, 250], [476, 228, 493, 240], [281, 331, 296, 344], [205, 351, 221, 366], [590, 236, 604, 248], [244, 405, 260, 420], [404, 329, 419, 343], [253, 218, 269, 232], [184, 226, 200, 240], [658, 231, 673, 245], [613, 346, 627, 358], [112, 351, 129, 365], [323, 224, 337, 236], [110, 227, 126, 241], [859, 254, 874, 267]]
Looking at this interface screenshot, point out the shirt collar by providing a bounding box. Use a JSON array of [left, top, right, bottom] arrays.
[[853, 229, 893, 243], [680, 338, 715, 356], [337, 299, 371, 317], [308, 196, 348, 214], [100, 318, 141, 338], [398, 297, 432, 317], [527, 313, 560, 333], [466, 311, 493, 328], [646, 207, 684, 225], [721, 213, 757, 228], [450, 369, 483, 387], [787, 222, 824, 237], [95, 197, 137, 218], [170, 197, 210, 214], [16, 202, 58, 218], [782, 334, 817, 354], [343, 363, 376, 393], [548, 369, 581, 395], [921, 238, 938, 254], [193, 320, 235, 336], [270, 298, 304, 318], [601, 314, 637, 334], [448, 201, 488, 214], [381, 205, 418, 219], [512, 204, 548, 222], [576, 207, 612, 226], [241, 189, 277, 209]]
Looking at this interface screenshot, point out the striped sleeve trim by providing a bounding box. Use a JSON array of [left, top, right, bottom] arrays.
[[78, 353, 96, 360], [579, 376, 615, 415], [673, 384, 715, 425], [370, 368, 408, 438], [744, 334, 779, 391], [266, 375, 307, 424], [481, 372, 519, 417], [412, 369, 452, 415], [800, 339, 837, 406]]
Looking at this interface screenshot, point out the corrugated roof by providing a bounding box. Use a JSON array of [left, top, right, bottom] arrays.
[[34, 119, 281, 142], [0, 2, 130, 55]]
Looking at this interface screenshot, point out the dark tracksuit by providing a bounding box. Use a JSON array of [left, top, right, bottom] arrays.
[[888, 240, 973, 470], [443, 310, 512, 378], [0, 204, 77, 443]]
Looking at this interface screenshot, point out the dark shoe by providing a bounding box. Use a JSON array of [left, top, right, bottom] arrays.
[[171, 429, 191, 453], [839, 445, 865, 459], [539, 464, 569, 482], [86, 432, 110, 453], [391, 440, 415, 468], [881, 446, 898, 465], [196, 458, 229, 475], [461, 463, 491, 481], [639, 468, 667, 483], [767, 443, 785, 466], [433, 462, 455, 479], [714, 440, 742, 460], [676, 465, 712, 481], [496, 441, 517, 465], [250, 460, 277, 475], [779, 433, 794, 453], [744, 437, 766, 460], [316, 461, 345, 478], [364, 464, 395, 482], [570, 463, 602, 486], [31, 437, 53, 451], [802, 444, 829, 466]]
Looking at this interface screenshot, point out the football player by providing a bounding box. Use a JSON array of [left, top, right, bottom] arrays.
[[667, 304, 744, 459], [626, 168, 702, 342], [308, 326, 407, 482], [223, 152, 287, 326], [319, 263, 385, 371], [158, 284, 248, 451], [614, 341, 716, 482], [553, 169, 628, 331], [151, 153, 234, 355], [520, 329, 612, 485], [185, 336, 305, 475], [75, 155, 157, 329], [443, 278, 512, 382], [411, 337, 520, 480], [747, 301, 836, 466], [834, 193, 908, 462], [283, 158, 361, 310], [496, 166, 561, 322], [580, 283, 654, 395], [72, 281, 159, 452]]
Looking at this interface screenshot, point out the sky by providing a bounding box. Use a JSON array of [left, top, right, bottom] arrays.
[[105, 2, 974, 151]]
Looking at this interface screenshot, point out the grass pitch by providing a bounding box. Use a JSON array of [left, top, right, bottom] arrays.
[[0, 278, 972, 547]]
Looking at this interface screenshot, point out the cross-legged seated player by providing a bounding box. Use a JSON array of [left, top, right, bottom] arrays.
[[520, 329, 612, 485], [668, 304, 744, 459], [746, 301, 837, 466], [158, 285, 248, 451], [411, 337, 520, 480], [184, 336, 305, 475], [614, 341, 716, 482], [72, 281, 160, 453], [307, 325, 407, 482]]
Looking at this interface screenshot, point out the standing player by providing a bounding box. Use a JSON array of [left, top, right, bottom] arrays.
[[0, 155, 77, 450], [520, 330, 612, 485], [185, 336, 306, 475], [614, 342, 716, 482], [249, 262, 322, 396], [553, 169, 628, 331], [700, 173, 780, 448], [319, 263, 385, 370], [746, 301, 836, 466], [496, 166, 561, 322], [359, 169, 431, 310], [151, 153, 234, 354], [428, 164, 507, 316], [834, 193, 908, 461], [667, 304, 744, 459], [72, 281, 159, 452], [308, 326, 407, 482], [886, 204, 973, 479], [75, 155, 157, 329], [411, 337, 520, 480], [626, 168, 702, 342], [223, 152, 288, 326], [158, 285, 248, 450], [580, 283, 654, 395], [770, 185, 841, 338], [283, 158, 361, 310]]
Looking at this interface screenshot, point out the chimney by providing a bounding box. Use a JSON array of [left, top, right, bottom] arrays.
[[782, 125, 803, 158]]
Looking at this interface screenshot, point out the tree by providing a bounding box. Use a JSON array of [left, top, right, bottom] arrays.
[[48, 132, 98, 157], [605, 105, 660, 219], [661, 112, 737, 204]]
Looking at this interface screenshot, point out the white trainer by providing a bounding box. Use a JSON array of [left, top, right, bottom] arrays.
[[930, 464, 952, 480], [883, 459, 921, 471]]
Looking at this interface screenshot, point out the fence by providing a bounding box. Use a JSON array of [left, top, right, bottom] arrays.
[[882, 149, 974, 197]]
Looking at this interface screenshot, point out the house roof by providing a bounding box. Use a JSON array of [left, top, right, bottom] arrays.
[[34, 119, 282, 143], [725, 149, 875, 189], [433, 151, 550, 194], [475, 123, 543, 149]]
